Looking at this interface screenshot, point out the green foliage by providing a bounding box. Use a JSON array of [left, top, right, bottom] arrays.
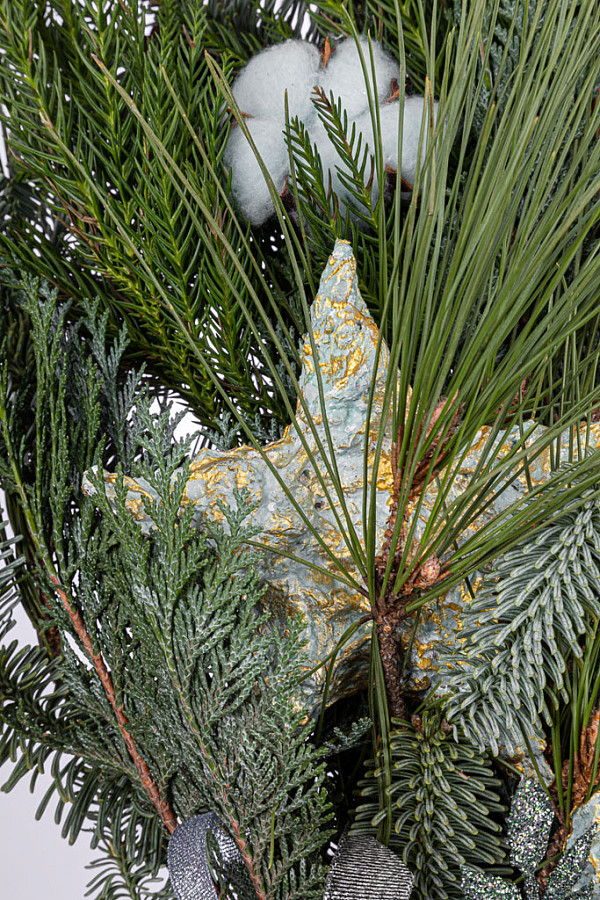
[[0, 0, 302, 437], [440, 483, 600, 835], [202, 0, 321, 59], [353, 710, 508, 899], [453, 0, 537, 134], [0, 525, 23, 627], [0, 277, 333, 900], [2, 1, 600, 897], [440, 484, 600, 753], [285, 84, 381, 253], [85, 836, 171, 900]]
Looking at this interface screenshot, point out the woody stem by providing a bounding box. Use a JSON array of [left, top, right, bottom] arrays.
[[51, 575, 178, 833]]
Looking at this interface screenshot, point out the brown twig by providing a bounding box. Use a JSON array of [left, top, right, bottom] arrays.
[[385, 78, 401, 103], [569, 706, 600, 808], [228, 818, 268, 900], [49, 575, 178, 834], [539, 708, 600, 889], [373, 395, 461, 718]]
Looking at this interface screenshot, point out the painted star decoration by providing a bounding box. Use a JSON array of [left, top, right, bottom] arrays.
[[83, 240, 600, 715], [84, 240, 396, 709]]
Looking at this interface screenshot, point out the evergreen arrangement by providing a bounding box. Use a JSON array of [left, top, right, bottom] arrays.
[[1, 1, 600, 899]]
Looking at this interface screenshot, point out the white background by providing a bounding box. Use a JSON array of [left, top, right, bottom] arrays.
[[0, 608, 98, 898]]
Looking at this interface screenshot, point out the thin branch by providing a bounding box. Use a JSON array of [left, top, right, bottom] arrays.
[[49, 574, 178, 834]]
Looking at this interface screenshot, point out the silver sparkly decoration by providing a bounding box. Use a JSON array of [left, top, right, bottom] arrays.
[[462, 778, 598, 900], [324, 832, 413, 900], [168, 815, 414, 900], [167, 813, 252, 900], [545, 829, 596, 900], [507, 778, 554, 897], [461, 867, 519, 899]]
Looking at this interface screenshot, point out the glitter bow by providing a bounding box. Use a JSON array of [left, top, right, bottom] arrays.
[[168, 815, 414, 900], [323, 831, 414, 900], [461, 779, 597, 900], [167, 813, 254, 900]]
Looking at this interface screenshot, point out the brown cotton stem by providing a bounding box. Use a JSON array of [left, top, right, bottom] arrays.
[[49, 576, 178, 834]]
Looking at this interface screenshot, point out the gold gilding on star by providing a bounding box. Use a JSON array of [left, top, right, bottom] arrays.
[[83, 241, 600, 714]]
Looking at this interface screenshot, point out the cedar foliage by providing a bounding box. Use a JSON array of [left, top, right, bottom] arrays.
[[1, 1, 600, 899], [0, 277, 332, 900]]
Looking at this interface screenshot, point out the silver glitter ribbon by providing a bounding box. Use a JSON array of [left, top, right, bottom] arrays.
[[168, 816, 414, 900], [167, 813, 252, 900], [461, 778, 598, 900], [324, 831, 414, 900]]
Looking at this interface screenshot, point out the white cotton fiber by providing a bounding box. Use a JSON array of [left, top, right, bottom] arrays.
[[322, 37, 399, 119], [223, 118, 289, 225], [397, 95, 438, 187], [224, 37, 436, 225], [376, 102, 401, 171], [368, 98, 438, 187], [231, 39, 321, 122]]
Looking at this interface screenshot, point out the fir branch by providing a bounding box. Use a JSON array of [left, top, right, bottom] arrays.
[[440, 484, 600, 757], [85, 833, 173, 900], [353, 709, 508, 900], [310, 85, 378, 226]]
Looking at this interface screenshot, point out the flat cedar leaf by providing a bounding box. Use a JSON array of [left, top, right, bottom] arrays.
[[507, 780, 554, 877], [461, 866, 520, 899]]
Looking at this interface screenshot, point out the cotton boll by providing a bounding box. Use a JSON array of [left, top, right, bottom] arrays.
[[231, 39, 321, 122], [322, 37, 399, 119], [396, 95, 438, 187], [310, 114, 378, 217], [376, 102, 401, 171], [224, 118, 290, 225], [223, 38, 431, 226]]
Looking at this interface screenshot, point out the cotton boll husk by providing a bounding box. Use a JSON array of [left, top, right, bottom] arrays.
[[231, 39, 321, 122], [322, 37, 399, 119], [223, 118, 290, 225]]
